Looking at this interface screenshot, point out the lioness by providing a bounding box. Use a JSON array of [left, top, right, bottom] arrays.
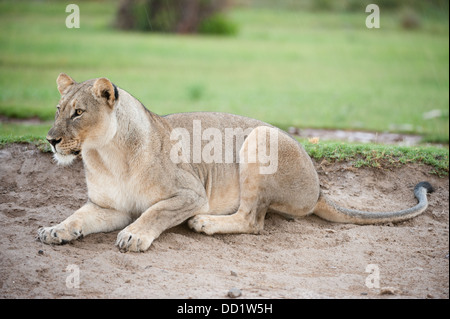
[[38, 74, 434, 252]]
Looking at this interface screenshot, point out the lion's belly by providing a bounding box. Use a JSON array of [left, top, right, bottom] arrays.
[[200, 164, 241, 216], [207, 182, 240, 216], [164, 111, 270, 216]]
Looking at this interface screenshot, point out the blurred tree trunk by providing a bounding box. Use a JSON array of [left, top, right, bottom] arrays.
[[115, 0, 230, 33]]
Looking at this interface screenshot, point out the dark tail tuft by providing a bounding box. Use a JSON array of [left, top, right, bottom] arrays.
[[414, 181, 434, 194]]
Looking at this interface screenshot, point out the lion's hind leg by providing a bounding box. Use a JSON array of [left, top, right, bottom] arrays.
[[188, 126, 275, 235], [189, 125, 321, 235], [188, 197, 269, 235]]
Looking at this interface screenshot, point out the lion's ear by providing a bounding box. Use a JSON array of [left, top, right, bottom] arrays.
[[92, 77, 117, 108], [57, 73, 75, 95]]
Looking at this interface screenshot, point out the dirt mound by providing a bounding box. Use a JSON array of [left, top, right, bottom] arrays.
[[0, 144, 448, 298]]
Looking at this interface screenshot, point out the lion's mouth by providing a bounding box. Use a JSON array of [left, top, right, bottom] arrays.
[[52, 148, 82, 166]]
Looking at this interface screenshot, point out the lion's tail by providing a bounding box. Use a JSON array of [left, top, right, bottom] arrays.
[[312, 182, 434, 224]]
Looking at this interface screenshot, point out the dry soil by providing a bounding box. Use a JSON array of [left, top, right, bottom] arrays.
[[0, 144, 448, 299]]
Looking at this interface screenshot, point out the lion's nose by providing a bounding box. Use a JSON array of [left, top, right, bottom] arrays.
[[46, 137, 62, 148]]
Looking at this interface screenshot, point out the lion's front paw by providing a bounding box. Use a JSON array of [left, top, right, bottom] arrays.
[[38, 224, 82, 245], [115, 227, 154, 252]]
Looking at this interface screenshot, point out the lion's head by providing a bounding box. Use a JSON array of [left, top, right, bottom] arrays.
[[47, 73, 119, 165]]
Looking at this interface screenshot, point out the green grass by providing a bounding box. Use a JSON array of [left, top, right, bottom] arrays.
[[0, 134, 50, 153], [0, 0, 448, 174], [302, 140, 449, 176], [0, 122, 52, 137], [0, 0, 448, 143]]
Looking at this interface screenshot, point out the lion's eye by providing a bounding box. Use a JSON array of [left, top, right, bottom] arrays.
[[72, 109, 85, 119]]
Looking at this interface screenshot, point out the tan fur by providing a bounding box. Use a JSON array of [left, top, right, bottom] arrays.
[[38, 74, 433, 252]]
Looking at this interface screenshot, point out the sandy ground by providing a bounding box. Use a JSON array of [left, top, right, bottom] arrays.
[[0, 143, 448, 299]]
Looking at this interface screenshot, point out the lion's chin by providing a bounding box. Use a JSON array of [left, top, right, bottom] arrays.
[[53, 152, 77, 166]]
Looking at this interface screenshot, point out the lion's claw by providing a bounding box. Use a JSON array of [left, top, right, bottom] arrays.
[[38, 225, 82, 245], [115, 228, 154, 252]]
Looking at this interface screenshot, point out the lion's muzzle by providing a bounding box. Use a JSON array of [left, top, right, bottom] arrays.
[[47, 137, 62, 148]]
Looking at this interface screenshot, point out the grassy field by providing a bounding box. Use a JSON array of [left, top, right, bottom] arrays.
[[0, 0, 448, 173], [0, 0, 448, 141]]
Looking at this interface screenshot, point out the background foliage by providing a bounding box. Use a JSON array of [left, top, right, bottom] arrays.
[[0, 0, 448, 144]]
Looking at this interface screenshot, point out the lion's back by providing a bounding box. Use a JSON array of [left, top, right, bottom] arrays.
[[163, 112, 269, 133]]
